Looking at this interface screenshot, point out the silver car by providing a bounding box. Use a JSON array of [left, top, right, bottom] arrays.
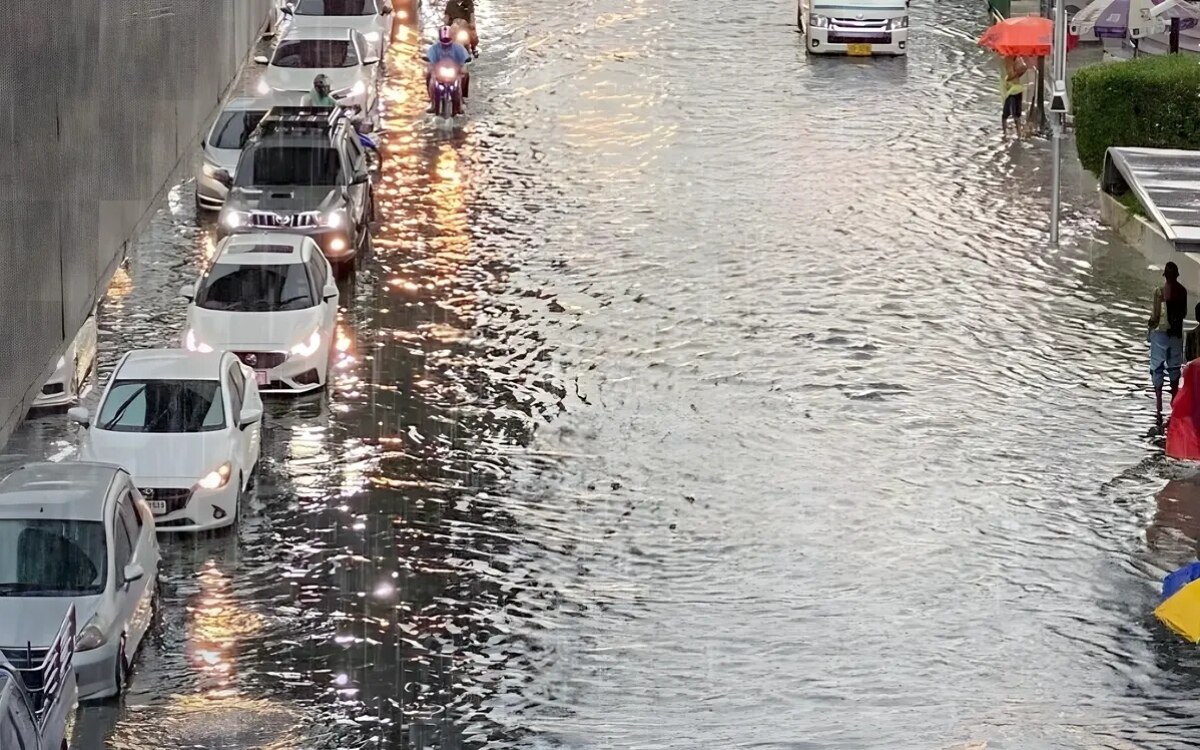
[[195, 93, 304, 212]]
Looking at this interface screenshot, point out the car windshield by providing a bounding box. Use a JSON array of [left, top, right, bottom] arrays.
[[198, 263, 316, 312], [0, 520, 107, 597], [296, 0, 376, 15], [272, 39, 359, 68], [236, 145, 343, 186], [97, 380, 226, 433], [210, 109, 267, 150]]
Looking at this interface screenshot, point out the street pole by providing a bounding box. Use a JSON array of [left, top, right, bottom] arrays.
[[1049, 0, 1066, 245], [1034, 0, 1048, 128]]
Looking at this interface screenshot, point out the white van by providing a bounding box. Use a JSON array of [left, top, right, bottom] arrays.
[[799, 0, 910, 56], [0, 607, 77, 750]]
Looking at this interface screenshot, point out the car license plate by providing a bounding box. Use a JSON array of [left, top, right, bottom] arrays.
[[847, 43, 872, 56], [149, 500, 167, 515], [255, 370, 269, 386]]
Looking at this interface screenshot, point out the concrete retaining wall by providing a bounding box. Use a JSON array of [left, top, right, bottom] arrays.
[[0, 0, 270, 444]]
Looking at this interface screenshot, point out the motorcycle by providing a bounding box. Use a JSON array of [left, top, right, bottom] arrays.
[[449, 17, 479, 56], [332, 101, 382, 169], [430, 62, 464, 119]]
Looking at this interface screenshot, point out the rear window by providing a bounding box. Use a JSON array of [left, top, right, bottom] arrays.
[[236, 145, 342, 186], [210, 109, 267, 150], [296, 0, 377, 14], [272, 39, 359, 68]]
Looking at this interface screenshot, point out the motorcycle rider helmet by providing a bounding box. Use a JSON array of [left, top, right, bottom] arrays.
[[313, 74, 331, 98], [438, 25, 453, 47]]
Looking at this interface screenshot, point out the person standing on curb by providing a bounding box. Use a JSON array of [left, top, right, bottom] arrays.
[[1150, 261, 1188, 417], [1000, 55, 1027, 137]]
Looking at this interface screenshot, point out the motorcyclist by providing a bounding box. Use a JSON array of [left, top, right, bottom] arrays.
[[443, 0, 478, 53], [425, 26, 471, 115], [302, 74, 338, 107]]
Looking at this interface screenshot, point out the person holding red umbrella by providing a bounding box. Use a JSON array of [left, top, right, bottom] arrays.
[[1001, 55, 1029, 136]]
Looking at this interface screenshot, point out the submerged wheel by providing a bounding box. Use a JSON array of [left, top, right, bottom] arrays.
[[113, 635, 128, 696]]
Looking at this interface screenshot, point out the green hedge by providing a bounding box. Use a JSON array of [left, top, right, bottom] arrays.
[[1073, 54, 1200, 174]]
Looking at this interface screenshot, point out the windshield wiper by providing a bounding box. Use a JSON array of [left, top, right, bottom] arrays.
[[101, 385, 147, 430]]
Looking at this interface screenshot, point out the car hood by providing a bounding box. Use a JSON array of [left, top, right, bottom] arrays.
[[264, 66, 364, 94], [0, 596, 101, 650], [80, 430, 235, 485], [188, 307, 324, 351], [228, 185, 343, 213], [202, 146, 241, 172]]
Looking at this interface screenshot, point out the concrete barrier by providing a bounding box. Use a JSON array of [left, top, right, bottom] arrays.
[[0, 0, 270, 445]]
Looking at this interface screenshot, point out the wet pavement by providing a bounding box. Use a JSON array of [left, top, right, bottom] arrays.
[[4, 0, 1200, 747]]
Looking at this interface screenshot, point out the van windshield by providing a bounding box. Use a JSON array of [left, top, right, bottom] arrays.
[[0, 520, 107, 597]]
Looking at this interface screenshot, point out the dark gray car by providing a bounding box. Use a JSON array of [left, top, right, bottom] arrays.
[[216, 107, 375, 271]]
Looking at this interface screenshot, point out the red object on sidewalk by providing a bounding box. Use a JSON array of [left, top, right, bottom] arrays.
[[978, 16, 1079, 57], [1168, 359, 1200, 460]]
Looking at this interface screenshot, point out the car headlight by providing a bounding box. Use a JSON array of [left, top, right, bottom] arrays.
[[887, 16, 908, 29], [197, 461, 232, 491], [290, 330, 322, 358], [221, 209, 246, 229], [202, 162, 218, 177], [319, 209, 346, 229], [257, 78, 271, 96], [350, 80, 367, 97], [75, 617, 108, 652], [437, 65, 457, 81], [56, 355, 66, 369], [185, 329, 214, 354], [363, 31, 381, 43], [810, 13, 831, 27]]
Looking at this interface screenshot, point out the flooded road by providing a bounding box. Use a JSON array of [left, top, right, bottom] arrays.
[[3, 0, 1198, 747]]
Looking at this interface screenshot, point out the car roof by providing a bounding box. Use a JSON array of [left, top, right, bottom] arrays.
[[216, 233, 310, 265], [0, 462, 122, 522], [282, 26, 362, 42], [114, 349, 229, 381]]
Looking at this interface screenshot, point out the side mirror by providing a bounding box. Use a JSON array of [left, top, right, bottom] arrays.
[[254, 54, 270, 65], [382, 4, 394, 14], [67, 406, 90, 427], [239, 406, 263, 429], [363, 55, 381, 65], [123, 564, 146, 585], [200, 137, 206, 148], [281, 4, 294, 15], [352, 170, 369, 185], [180, 283, 196, 301], [324, 290, 338, 302]]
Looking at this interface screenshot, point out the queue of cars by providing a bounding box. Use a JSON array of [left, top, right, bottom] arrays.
[[2, 2, 405, 731]]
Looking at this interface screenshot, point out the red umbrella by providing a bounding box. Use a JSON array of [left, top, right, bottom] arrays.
[[978, 16, 1077, 56]]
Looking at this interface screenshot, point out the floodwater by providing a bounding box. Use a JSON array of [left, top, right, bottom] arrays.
[[3, 0, 1198, 747]]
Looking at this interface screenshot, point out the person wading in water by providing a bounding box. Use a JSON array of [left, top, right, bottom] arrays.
[[1150, 261, 1188, 418]]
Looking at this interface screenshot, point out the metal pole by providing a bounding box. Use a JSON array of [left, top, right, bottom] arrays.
[[1050, 0, 1066, 244]]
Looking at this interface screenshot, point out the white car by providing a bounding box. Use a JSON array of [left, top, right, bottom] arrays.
[[254, 27, 380, 113], [283, 0, 397, 58], [68, 350, 263, 533], [33, 311, 97, 410], [0, 462, 159, 701], [181, 234, 339, 394]]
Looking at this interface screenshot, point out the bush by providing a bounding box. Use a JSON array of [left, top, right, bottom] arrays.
[[1072, 54, 1200, 174]]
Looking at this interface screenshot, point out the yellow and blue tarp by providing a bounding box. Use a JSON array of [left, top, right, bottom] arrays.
[[1156, 562, 1200, 642]]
